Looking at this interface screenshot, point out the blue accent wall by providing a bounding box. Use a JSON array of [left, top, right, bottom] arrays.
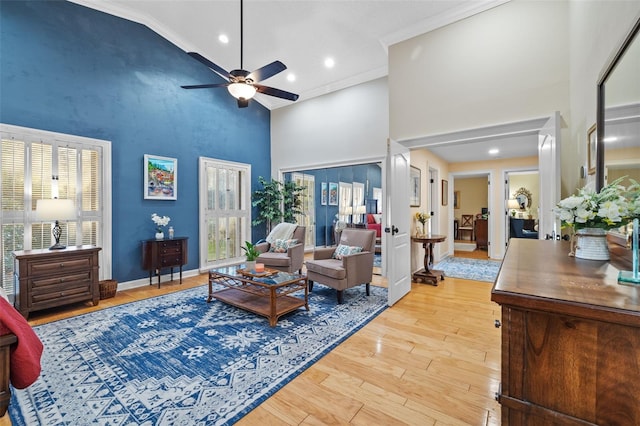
[[0, 1, 271, 282]]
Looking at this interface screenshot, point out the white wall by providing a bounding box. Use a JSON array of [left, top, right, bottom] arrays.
[[389, 0, 570, 141], [271, 77, 388, 175], [567, 0, 640, 197]]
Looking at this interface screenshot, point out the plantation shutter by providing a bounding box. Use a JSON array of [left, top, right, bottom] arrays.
[[1, 124, 109, 297], [199, 157, 251, 269]]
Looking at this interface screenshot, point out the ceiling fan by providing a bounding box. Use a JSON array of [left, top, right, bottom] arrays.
[[181, 0, 299, 108]]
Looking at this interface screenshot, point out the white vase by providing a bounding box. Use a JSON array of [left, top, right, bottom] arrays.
[[155, 231, 164, 240], [246, 260, 256, 271], [574, 228, 609, 261]]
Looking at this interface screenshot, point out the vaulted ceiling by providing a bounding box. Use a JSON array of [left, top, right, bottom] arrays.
[[69, 0, 543, 163]]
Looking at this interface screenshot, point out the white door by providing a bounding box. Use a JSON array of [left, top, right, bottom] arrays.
[[385, 139, 412, 306], [538, 112, 561, 239]]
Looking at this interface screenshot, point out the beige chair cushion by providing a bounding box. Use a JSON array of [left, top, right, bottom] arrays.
[[257, 252, 291, 268], [305, 259, 346, 280]]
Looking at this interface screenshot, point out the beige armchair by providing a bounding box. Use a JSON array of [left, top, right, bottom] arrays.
[[305, 228, 376, 304], [255, 226, 306, 274]]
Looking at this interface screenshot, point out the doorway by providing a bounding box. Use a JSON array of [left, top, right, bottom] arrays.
[[450, 173, 491, 258]]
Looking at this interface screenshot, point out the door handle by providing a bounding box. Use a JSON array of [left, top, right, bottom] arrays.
[[384, 225, 399, 235]]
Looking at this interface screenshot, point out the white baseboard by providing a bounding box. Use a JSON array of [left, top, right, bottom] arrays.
[[454, 242, 477, 252], [116, 268, 203, 291]]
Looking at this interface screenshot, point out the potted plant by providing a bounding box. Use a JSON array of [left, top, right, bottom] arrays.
[[252, 176, 304, 233], [241, 241, 260, 271]]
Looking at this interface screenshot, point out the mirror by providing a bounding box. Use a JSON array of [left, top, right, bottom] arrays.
[[514, 187, 532, 209], [596, 16, 640, 192], [284, 162, 382, 248]]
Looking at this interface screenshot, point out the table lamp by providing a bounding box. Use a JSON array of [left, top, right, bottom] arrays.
[[507, 199, 520, 217], [355, 205, 367, 223], [36, 198, 76, 250]]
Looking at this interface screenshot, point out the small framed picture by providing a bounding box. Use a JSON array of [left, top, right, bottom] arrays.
[[454, 191, 460, 209], [409, 166, 420, 207], [321, 182, 328, 205], [442, 180, 448, 206], [587, 124, 597, 175], [328, 182, 338, 206], [144, 154, 177, 200]]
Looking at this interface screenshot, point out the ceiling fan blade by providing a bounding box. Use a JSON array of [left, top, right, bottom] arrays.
[[248, 61, 286, 82], [186, 52, 230, 80], [254, 84, 299, 101], [181, 83, 228, 89]]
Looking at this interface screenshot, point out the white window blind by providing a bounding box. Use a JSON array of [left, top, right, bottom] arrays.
[[0, 124, 111, 296], [199, 157, 251, 270]]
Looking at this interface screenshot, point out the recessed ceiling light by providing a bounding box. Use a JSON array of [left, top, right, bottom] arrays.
[[218, 34, 229, 44], [287, 73, 296, 82], [324, 57, 335, 68], [489, 148, 500, 155], [603, 136, 618, 143]]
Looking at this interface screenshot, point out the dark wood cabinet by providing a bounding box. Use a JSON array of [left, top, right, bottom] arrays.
[[13, 246, 101, 319], [0, 333, 17, 416], [475, 218, 488, 249], [141, 237, 188, 287], [492, 239, 640, 425]]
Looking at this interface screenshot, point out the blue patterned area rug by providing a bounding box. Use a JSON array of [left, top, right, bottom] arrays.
[[10, 283, 388, 425], [434, 256, 502, 282]]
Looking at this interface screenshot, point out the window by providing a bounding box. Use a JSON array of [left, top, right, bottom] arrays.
[[291, 172, 315, 249], [338, 182, 352, 223], [199, 157, 251, 269], [352, 182, 365, 224], [1, 124, 111, 296]]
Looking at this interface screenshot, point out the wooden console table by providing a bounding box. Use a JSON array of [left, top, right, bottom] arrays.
[[13, 246, 101, 319], [411, 234, 446, 285], [141, 237, 188, 287], [492, 239, 640, 425]]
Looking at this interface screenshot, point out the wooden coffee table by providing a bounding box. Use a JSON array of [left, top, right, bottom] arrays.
[[208, 266, 309, 326]]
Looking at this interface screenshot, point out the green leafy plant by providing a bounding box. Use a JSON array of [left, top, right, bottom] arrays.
[[252, 176, 304, 233], [241, 241, 260, 261]]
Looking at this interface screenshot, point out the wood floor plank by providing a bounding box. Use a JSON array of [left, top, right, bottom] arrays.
[[19, 250, 503, 426]]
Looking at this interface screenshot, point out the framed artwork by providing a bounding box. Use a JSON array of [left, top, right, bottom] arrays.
[[328, 182, 338, 206], [409, 166, 420, 207], [442, 180, 448, 206], [454, 191, 460, 209], [587, 123, 597, 175], [144, 154, 177, 200], [321, 182, 328, 205]]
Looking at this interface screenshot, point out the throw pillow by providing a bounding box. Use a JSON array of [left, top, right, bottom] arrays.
[[270, 238, 298, 253], [332, 244, 363, 260]]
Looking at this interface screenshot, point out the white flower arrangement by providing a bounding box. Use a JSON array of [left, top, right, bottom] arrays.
[[555, 177, 636, 231], [151, 213, 171, 232]]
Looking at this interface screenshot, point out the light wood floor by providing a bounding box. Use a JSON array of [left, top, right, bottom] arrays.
[[6, 250, 501, 426]]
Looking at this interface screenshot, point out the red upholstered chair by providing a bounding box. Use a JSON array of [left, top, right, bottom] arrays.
[[366, 214, 382, 238]]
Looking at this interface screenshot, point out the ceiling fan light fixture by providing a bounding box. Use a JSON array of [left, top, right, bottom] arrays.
[[227, 82, 256, 100]]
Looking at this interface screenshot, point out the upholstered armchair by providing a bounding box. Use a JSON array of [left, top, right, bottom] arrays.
[[305, 228, 376, 304], [255, 225, 306, 273]]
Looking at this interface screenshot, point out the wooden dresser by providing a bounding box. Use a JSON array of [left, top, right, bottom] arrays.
[[475, 218, 488, 249], [141, 237, 188, 287], [13, 246, 101, 319], [492, 239, 639, 425], [0, 333, 17, 417]]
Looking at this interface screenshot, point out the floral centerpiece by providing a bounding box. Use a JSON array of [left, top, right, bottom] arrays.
[[415, 212, 431, 236], [555, 177, 633, 258], [151, 213, 170, 238]]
